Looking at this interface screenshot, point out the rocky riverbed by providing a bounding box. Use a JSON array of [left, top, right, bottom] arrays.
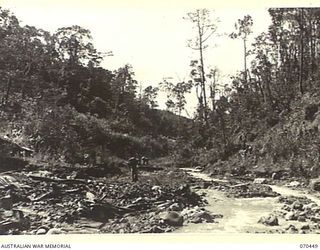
[[1, 163, 320, 234], [0, 164, 221, 235], [177, 169, 320, 234]]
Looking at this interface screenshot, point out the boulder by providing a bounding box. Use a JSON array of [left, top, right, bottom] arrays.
[[163, 211, 184, 227], [258, 214, 279, 226], [287, 181, 300, 188], [36, 228, 48, 235], [292, 201, 303, 210], [271, 172, 280, 180], [309, 178, 320, 191]]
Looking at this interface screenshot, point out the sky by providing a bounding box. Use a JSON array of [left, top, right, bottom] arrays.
[[0, 0, 316, 115]]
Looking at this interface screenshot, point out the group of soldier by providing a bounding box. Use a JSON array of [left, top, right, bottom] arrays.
[[128, 156, 149, 182]]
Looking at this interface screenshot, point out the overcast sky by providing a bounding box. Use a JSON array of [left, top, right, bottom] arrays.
[[0, 0, 315, 115]]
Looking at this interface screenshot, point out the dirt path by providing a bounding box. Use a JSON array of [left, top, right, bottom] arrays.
[[177, 169, 320, 233]]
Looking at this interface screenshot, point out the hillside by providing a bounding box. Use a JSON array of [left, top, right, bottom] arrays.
[[198, 91, 320, 180], [0, 7, 194, 167]]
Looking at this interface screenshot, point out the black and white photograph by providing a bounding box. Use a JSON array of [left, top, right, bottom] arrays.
[[0, 0, 320, 239]]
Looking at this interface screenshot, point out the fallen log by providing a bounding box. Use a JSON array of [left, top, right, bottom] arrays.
[[28, 175, 87, 184], [229, 183, 250, 189]]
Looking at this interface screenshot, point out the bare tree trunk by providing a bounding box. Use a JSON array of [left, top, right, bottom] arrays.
[[299, 9, 304, 94], [196, 13, 208, 123], [198, 35, 208, 122], [243, 38, 247, 85], [199, 48, 207, 114]]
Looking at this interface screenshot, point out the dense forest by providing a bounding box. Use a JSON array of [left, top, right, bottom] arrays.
[[0, 6, 194, 166], [1, 7, 320, 177]]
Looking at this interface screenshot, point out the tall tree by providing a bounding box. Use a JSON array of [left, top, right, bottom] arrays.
[[184, 9, 218, 122], [55, 25, 103, 68], [111, 64, 138, 115], [230, 15, 253, 85]]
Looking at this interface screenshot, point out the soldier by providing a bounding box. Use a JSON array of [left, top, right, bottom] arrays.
[[128, 157, 139, 182]]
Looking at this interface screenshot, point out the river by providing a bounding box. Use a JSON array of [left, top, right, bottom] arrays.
[[176, 169, 320, 233]]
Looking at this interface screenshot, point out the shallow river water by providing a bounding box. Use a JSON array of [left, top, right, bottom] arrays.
[[176, 169, 320, 233]]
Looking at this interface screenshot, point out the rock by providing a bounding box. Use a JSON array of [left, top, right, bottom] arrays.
[[310, 216, 320, 223], [142, 225, 165, 233], [258, 214, 279, 226], [297, 215, 306, 222], [271, 172, 280, 180], [163, 211, 184, 227], [287, 181, 300, 188], [202, 181, 211, 189], [286, 225, 298, 234], [285, 211, 297, 221], [300, 224, 310, 230], [46, 228, 63, 235], [190, 211, 215, 224], [36, 228, 47, 235], [292, 201, 303, 210], [85, 192, 96, 202], [88, 204, 115, 221], [303, 203, 317, 211], [282, 204, 292, 211], [310, 178, 320, 191], [151, 186, 161, 193], [195, 166, 203, 171], [180, 208, 191, 217], [253, 178, 267, 184]]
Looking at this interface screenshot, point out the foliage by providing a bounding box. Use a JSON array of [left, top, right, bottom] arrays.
[[0, 7, 192, 165]]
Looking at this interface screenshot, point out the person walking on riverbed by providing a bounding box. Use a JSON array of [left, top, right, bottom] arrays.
[[128, 157, 139, 182]]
